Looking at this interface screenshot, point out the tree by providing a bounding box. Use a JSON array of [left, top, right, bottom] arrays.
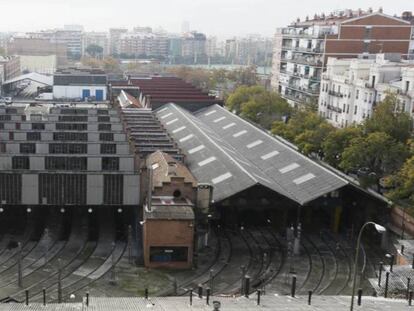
[[102, 57, 121, 73], [322, 127, 363, 168], [226, 85, 267, 114], [364, 93, 413, 143], [271, 110, 334, 156], [386, 156, 414, 205], [226, 66, 259, 86], [339, 132, 409, 190], [225, 86, 290, 129], [81, 56, 102, 68], [85, 44, 104, 58]]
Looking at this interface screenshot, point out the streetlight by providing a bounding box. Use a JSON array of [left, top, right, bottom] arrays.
[[350, 221, 386, 311]]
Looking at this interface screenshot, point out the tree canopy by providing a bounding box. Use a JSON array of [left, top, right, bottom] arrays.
[[85, 44, 104, 58], [226, 86, 291, 129], [364, 93, 413, 143]]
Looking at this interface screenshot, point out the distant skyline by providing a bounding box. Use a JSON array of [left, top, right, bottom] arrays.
[[0, 0, 411, 38]]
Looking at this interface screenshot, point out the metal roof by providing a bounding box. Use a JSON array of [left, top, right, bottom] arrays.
[[155, 103, 350, 205]]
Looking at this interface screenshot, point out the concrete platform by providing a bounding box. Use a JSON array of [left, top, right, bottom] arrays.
[[1, 295, 413, 310]]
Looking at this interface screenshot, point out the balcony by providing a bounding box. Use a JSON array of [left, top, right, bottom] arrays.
[[326, 104, 342, 113], [281, 45, 324, 54], [280, 81, 320, 95], [328, 90, 344, 98], [281, 57, 323, 67], [281, 31, 326, 40]]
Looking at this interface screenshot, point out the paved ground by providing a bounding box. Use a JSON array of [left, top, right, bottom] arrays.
[[1, 295, 413, 310]]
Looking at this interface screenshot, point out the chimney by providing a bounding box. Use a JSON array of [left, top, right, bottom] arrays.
[[358, 8, 362, 16], [306, 15, 309, 21], [368, 7, 373, 14], [147, 167, 153, 212], [378, 7, 383, 13]]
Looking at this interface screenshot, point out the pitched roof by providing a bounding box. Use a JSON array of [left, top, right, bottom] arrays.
[[155, 103, 352, 205]]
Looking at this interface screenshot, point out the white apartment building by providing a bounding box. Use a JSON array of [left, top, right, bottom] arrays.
[[82, 32, 109, 56], [318, 54, 414, 127]]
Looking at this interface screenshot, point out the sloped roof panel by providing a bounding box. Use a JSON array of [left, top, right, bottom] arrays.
[[195, 104, 349, 204]]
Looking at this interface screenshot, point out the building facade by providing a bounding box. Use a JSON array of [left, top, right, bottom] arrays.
[[109, 28, 128, 56], [271, 9, 414, 107], [318, 54, 414, 127], [119, 32, 169, 58], [53, 68, 108, 101], [0, 56, 21, 81], [82, 32, 109, 57], [8, 36, 67, 66], [0, 103, 139, 206]]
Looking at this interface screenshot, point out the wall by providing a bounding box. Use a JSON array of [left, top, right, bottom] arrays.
[[53, 85, 107, 100], [20, 55, 57, 74], [143, 219, 194, 269]]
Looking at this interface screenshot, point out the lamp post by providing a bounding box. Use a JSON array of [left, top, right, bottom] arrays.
[[350, 222, 386, 311]]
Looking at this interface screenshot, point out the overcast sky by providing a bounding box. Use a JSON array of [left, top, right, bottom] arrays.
[[0, 0, 411, 38]]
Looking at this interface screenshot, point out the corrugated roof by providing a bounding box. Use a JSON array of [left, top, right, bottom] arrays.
[[155, 103, 390, 206]]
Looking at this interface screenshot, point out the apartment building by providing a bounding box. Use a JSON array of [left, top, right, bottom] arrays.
[[0, 103, 139, 206], [119, 32, 169, 58], [8, 36, 67, 66], [0, 56, 20, 81], [181, 32, 207, 59], [82, 32, 109, 56], [271, 9, 414, 107], [109, 28, 128, 56], [318, 53, 414, 127]]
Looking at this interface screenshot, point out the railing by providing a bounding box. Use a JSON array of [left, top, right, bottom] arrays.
[[328, 90, 344, 98], [326, 104, 342, 113], [281, 57, 324, 67], [281, 45, 324, 53], [280, 81, 320, 95]]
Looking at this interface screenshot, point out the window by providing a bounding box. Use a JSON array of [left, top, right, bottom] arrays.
[[0, 143, 6, 153], [6, 108, 17, 114], [49, 143, 87, 154], [21, 115, 26, 121], [98, 124, 111, 131], [101, 144, 116, 154], [27, 132, 41, 141], [45, 157, 87, 170], [364, 92, 368, 102], [0, 115, 11, 121], [406, 81, 410, 93], [53, 132, 88, 141], [32, 123, 45, 130], [354, 105, 358, 115], [355, 90, 359, 100], [0, 123, 3, 130], [103, 174, 123, 204], [15, 123, 20, 130], [102, 157, 119, 171], [58, 115, 88, 122], [12, 157, 30, 170], [97, 109, 109, 115], [98, 116, 110, 122], [56, 123, 87, 131], [99, 133, 114, 141], [150, 247, 188, 263], [9, 132, 14, 140], [60, 109, 88, 115], [20, 143, 36, 154]]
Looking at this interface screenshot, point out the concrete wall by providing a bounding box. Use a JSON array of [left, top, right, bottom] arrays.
[[53, 85, 107, 100]]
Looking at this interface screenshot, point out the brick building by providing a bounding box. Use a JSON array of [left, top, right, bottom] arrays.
[[271, 9, 414, 107], [142, 151, 197, 269]]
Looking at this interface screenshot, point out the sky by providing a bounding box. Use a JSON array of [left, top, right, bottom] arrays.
[[0, 0, 411, 38]]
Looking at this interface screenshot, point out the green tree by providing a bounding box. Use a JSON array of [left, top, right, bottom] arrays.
[[364, 93, 413, 143], [227, 66, 259, 86], [322, 127, 363, 167], [271, 110, 334, 156], [240, 91, 291, 129], [85, 44, 104, 58], [386, 156, 414, 205], [225, 86, 290, 129], [226, 85, 267, 114], [340, 132, 409, 190]]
